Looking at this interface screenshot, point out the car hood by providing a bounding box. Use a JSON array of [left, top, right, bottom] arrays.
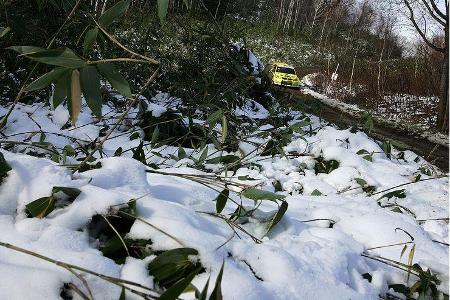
[[276, 73, 298, 80]]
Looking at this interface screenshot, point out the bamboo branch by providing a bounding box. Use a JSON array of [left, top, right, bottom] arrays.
[[0, 0, 83, 129], [76, 67, 160, 171], [0, 241, 159, 299]]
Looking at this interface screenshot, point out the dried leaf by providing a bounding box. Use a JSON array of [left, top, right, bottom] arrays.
[[69, 69, 82, 125]]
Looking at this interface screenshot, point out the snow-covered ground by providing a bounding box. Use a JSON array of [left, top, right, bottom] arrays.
[[0, 92, 448, 300], [301, 74, 448, 146]]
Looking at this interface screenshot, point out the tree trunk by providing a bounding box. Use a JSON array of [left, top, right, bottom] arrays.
[[436, 23, 449, 133]]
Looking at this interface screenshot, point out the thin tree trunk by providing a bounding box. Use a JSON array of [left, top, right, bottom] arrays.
[[377, 36, 386, 96], [349, 55, 356, 93], [436, 25, 449, 133]]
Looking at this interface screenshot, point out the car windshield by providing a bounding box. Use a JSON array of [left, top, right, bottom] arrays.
[[276, 67, 296, 74]]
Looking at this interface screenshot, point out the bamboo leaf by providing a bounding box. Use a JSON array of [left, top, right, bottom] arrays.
[[268, 201, 288, 232], [148, 248, 199, 286], [26, 196, 55, 218], [83, 27, 99, 55], [400, 244, 408, 259], [207, 109, 223, 129], [52, 70, 71, 108], [196, 277, 210, 300], [209, 262, 224, 300], [119, 287, 125, 300], [25, 48, 86, 68], [178, 147, 187, 160], [80, 65, 102, 118], [96, 62, 132, 97], [241, 188, 285, 201], [69, 69, 82, 125], [0, 26, 11, 38], [25, 68, 68, 92], [151, 126, 160, 145], [99, 0, 131, 28], [311, 189, 322, 196], [52, 186, 81, 198], [206, 155, 239, 164], [157, 0, 170, 24], [0, 152, 12, 184], [159, 268, 200, 300], [198, 147, 208, 163], [215, 189, 229, 214], [7, 46, 47, 55]]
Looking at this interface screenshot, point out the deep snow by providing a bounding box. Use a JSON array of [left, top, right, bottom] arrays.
[[0, 92, 448, 300]]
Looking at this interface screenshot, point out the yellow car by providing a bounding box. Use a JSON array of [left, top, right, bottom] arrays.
[[267, 62, 300, 88]]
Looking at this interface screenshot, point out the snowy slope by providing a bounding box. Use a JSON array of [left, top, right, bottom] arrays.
[[0, 94, 448, 300]]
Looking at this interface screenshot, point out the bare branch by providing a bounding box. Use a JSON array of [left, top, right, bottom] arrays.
[[420, 0, 446, 27], [403, 0, 445, 52], [429, 0, 448, 20]]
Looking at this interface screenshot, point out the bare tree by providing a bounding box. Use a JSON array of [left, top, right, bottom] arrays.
[[402, 0, 448, 132]]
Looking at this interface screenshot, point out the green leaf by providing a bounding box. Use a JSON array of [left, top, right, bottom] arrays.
[[63, 145, 76, 157], [159, 268, 200, 300], [53, 70, 71, 108], [25, 68, 69, 92], [80, 65, 102, 118], [198, 147, 208, 163], [237, 175, 257, 181], [26, 196, 55, 218], [363, 155, 373, 162], [290, 119, 312, 132], [382, 140, 392, 159], [52, 186, 81, 198], [196, 277, 210, 300], [99, 0, 130, 28], [119, 287, 125, 300], [355, 178, 367, 186], [0, 152, 12, 184], [114, 147, 123, 157], [178, 147, 187, 160], [129, 132, 140, 140], [148, 248, 199, 286], [151, 125, 160, 145], [101, 235, 127, 258], [314, 159, 339, 174], [132, 141, 146, 163], [25, 48, 86, 68], [206, 155, 240, 165], [378, 189, 406, 200], [268, 201, 288, 232], [157, 0, 170, 24], [96, 63, 132, 97], [311, 189, 322, 196], [209, 262, 224, 300], [362, 273, 372, 282], [215, 189, 229, 214], [0, 26, 11, 38], [391, 207, 403, 214], [356, 149, 370, 155], [83, 27, 99, 55], [363, 112, 374, 133], [241, 188, 285, 201], [207, 109, 223, 129], [7, 46, 47, 55]]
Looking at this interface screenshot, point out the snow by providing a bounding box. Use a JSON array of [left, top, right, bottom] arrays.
[[0, 90, 448, 299], [302, 85, 449, 147]]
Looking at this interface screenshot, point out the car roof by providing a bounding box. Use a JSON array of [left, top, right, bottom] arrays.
[[273, 62, 295, 68]]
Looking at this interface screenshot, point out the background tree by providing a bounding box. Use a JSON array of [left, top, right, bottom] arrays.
[[402, 0, 448, 132]]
